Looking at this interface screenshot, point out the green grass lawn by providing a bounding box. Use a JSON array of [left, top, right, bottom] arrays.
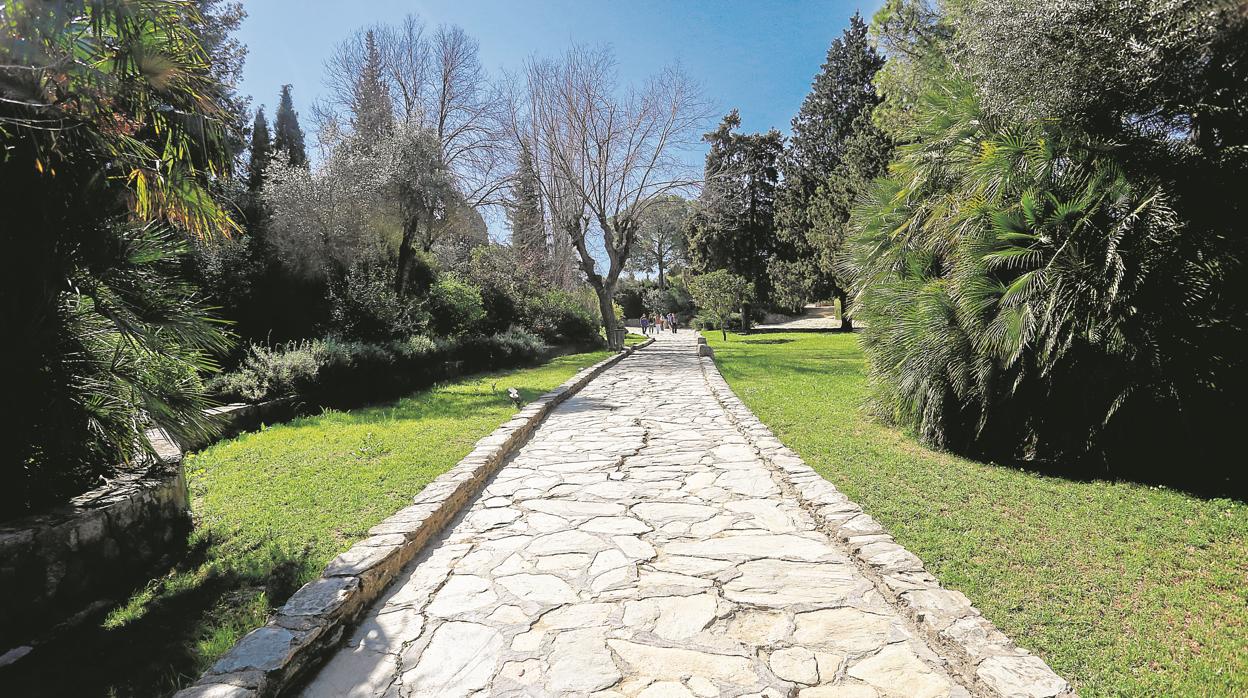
[[704, 330, 1248, 697], [3, 349, 612, 697]]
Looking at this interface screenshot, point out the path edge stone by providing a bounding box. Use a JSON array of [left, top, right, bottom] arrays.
[[174, 338, 655, 698], [696, 351, 1076, 698]]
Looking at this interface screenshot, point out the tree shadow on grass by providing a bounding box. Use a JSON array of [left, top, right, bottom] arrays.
[[0, 533, 316, 697], [989, 447, 1246, 501]]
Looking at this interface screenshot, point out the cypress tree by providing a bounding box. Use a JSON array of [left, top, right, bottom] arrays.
[[783, 13, 884, 202], [771, 12, 890, 325], [351, 30, 393, 141], [273, 84, 307, 168], [247, 106, 272, 192], [507, 142, 546, 265]]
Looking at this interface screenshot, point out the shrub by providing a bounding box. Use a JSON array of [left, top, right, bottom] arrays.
[[425, 275, 486, 337], [453, 328, 549, 370], [524, 290, 603, 347], [328, 258, 425, 341], [208, 331, 550, 408], [477, 283, 522, 334], [689, 270, 754, 340], [207, 340, 327, 403], [844, 77, 1242, 470], [692, 312, 743, 331]]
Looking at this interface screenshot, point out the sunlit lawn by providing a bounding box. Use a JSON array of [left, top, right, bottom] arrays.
[[705, 330, 1248, 697], [3, 349, 612, 697]]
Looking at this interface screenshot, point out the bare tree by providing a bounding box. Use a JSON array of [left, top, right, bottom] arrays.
[[511, 46, 706, 348], [383, 20, 509, 207]]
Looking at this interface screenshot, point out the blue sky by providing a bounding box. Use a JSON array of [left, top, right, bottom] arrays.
[[235, 0, 884, 146]]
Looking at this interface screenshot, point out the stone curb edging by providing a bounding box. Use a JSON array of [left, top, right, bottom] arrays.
[[175, 339, 655, 698], [697, 353, 1075, 698]]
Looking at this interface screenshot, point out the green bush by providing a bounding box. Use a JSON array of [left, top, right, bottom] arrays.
[[691, 312, 743, 331], [328, 259, 425, 341], [208, 331, 550, 408], [207, 340, 327, 403], [524, 290, 603, 347], [844, 77, 1242, 471], [425, 275, 486, 337], [451, 328, 548, 370]]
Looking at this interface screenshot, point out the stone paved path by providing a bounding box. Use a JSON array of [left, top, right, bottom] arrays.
[[302, 331, 968, 698], [755, 305, 841, 331]]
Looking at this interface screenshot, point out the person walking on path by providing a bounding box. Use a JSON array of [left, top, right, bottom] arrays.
[[640, 315, 649, 335], [668, 312, 678, 333]]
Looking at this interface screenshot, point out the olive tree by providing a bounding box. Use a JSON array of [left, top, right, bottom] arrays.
[[689, 270, 754, 341], [263, 121, 452, 290]]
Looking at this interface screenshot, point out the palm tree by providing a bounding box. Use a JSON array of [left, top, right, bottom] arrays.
[[1, 1, 236, 512], [842, 77, 1208, 467]]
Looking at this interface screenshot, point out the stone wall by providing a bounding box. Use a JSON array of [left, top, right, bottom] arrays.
[[0, 461, 191, 654], [0, 399, 290, 659]]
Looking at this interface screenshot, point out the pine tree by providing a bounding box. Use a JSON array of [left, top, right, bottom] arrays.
[[351, 30, 393, 141], [771, 12, 890, 326], [628, 194, 690, 291], [507, 142, 546, 266], [688, 110, 783, 305], [273, 84, 308, 168], [247, 107, 272, 192]]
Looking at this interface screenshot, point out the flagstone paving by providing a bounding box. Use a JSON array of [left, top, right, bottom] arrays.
[[301, 331, 970, 697]]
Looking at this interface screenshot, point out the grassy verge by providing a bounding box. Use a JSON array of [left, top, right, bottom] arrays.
[[704, 330, 1247, 697], [2, 349, 612, 697]]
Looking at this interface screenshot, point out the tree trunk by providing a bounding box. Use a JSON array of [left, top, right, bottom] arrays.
[[596, 281, 622, 349], [394, 213, 420, 295], [657, 258, 666, 291], [838, 289, 853, 331]]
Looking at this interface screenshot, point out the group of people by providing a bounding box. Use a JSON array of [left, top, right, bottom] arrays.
[[639, 312, 680, 334]]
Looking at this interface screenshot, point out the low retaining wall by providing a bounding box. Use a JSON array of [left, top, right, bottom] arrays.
[[699, 355, 1074, 698], [0, 462, 191, 656], [176, 339, 655, 698], [0, 398, 292, 661]]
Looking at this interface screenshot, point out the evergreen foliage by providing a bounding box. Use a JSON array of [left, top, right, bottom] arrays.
[[1, 0, 236, 512], [770, 12, 890, 320], [627, 194, 692, 290], [507, 142, 546, 266], [845, 0, 1247, 482], [350, 30, 394, 143], [688, 110, 784, 305], [688, 270, 754, 341], [273, 84, 308, 168], [247, 108, 272, 192]]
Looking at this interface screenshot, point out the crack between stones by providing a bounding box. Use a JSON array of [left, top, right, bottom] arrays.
[[696, 354, 984, 698]]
